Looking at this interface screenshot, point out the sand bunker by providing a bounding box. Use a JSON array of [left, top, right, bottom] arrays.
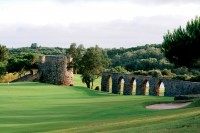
[[146, 102, 192, 110]]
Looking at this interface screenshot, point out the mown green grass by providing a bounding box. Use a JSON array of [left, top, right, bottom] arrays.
[[73, 74, 101, 89], [0, 75, 199, 133]]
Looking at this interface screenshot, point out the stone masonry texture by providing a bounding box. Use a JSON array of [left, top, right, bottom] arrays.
[[101, 72, 200, 96], [38, 55, 73, 85]]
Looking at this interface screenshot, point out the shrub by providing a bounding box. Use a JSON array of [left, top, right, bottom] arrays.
[[148, 70, 163, 78], [0, 73, 19, 83], [172, 74, 191, 81], [110, 66, 129, 73], [190, 69, 200, 76], [174, 95, 200, 100], [190, 75, 200, 82], [172, 67, 190, 75], [133, 70, 148, 75], [161, 69, 175, 78], [162, 69, 171, 75]]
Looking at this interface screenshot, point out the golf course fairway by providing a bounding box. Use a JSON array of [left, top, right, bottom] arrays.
[[0, 80, 199, 133]]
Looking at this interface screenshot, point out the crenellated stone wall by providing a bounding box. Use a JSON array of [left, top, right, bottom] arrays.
[[101, 72, 200, 97], [38, 55, 73, 85]]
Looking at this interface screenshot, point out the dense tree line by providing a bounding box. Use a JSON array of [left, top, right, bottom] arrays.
[[9, 46, 66, 55], [106, 44, 161, 59], [106, 44, 173, 72]]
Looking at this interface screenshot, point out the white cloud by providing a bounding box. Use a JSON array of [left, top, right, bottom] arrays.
[[1, 0, 199, 26], [0, 16, 191, 48], [0, 0, 200, 48]]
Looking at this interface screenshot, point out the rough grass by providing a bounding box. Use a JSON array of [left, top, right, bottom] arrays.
[[0, 73, 19, 83], [0, 75, 199, 133]]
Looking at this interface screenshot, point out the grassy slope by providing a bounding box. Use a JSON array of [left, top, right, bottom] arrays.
[[0, 75, 199, 133], [73, 74, 101, 88]]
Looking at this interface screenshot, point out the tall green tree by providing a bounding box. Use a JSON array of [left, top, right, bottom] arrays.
[[0, 44, 8, 62], [162, 16, 200, 67], [80, 46, 110, 88], [73, 44, 85, 74], [0, 44, 8, 78], [67, 43, 86, 74], [0, 62, 7, 78]]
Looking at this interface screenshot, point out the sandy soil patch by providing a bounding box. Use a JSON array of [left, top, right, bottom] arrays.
[[146, 102, 192, 110]]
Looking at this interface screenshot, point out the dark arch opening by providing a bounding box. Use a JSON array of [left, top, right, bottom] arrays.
[[130, 77, 136, 95], [143, 79, 149, 95], [118, 76, 124, 95], [156, 81, 165, 96], [106, 75, 112, 92]]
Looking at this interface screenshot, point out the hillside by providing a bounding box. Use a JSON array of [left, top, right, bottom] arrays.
[[9, 47, 67, 55]]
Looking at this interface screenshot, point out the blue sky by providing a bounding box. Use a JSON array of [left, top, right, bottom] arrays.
[[0, 0, 200, 48]]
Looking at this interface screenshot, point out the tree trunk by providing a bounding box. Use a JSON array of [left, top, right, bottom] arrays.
[[86, 81, 90, 88], [91, 81, 94, 89]]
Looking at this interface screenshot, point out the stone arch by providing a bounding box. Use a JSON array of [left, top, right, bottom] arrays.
[[156, 80, 165, 96], [118, 76, 125, 94], [130, 77, 136, 95], [143, 79, 149, 95], [106, 75, 112, 92]]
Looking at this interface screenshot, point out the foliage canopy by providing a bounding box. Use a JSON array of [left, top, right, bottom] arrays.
[[79, 46, 110, 88], [0, 44, 8, 62], [162, 16, 200, 67], [0, 44, 8, 78]]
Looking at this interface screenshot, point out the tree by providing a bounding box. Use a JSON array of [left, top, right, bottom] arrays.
[[67, 43, 85, 74], [31, 43, 38, 49], [79, 46, 110, 88], [6, 58, 31, 73], [0, 44, 8, 62], [73, 44, 85, 74], [162, 16, 200, 67], [0, 44, 8, 78], [23, 53, 38, 69], [0, 62, 7, 79]]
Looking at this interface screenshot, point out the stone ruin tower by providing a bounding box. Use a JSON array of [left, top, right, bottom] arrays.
[[38, 55, 73, 85]]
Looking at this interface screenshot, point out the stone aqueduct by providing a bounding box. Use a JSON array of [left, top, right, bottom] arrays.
[[36, 56, 200, 97], [13, 55, 200, 97], [101, 72, 200, 97]]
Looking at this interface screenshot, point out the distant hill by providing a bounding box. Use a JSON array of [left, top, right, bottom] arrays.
[[106, 44, 162, 59], [9, 47, 68, 55]]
